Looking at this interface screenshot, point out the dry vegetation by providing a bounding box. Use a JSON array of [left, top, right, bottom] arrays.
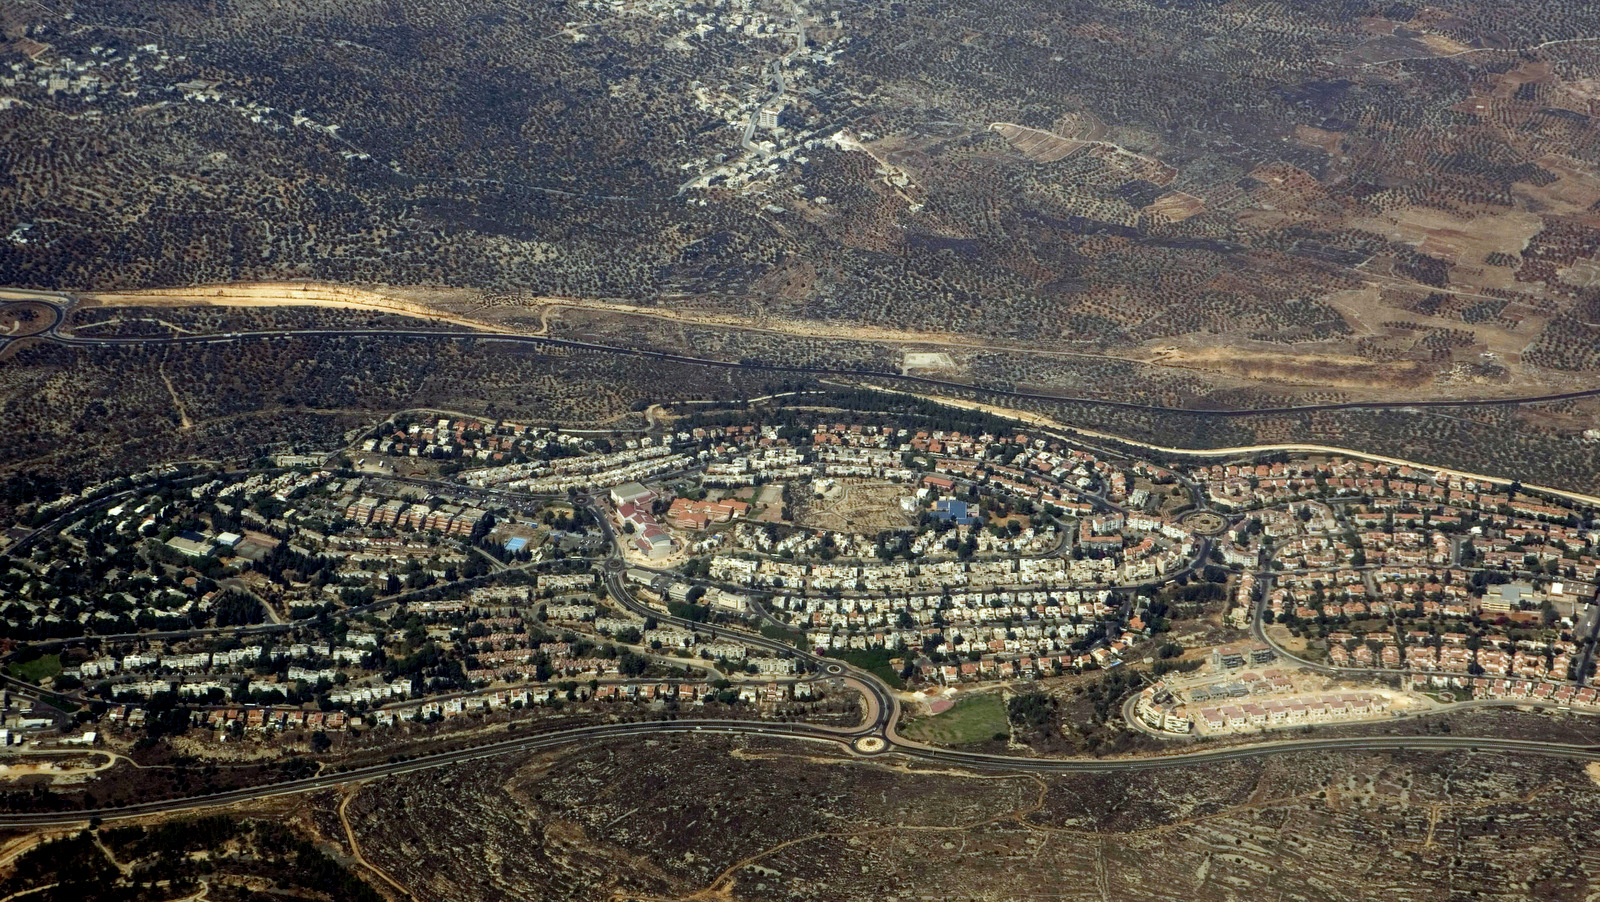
[[6, 306, 1600, 513], [6, 0, 1600, 397], [0, 328, 803, 505], [336, 735, 1600, 901]]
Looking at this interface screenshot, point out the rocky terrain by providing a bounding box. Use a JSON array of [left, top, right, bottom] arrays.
[[10, 0, 1600, 398], [335, 735, 1600, 901]]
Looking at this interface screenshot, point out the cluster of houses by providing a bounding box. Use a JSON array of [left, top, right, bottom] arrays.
[[709, 550, 1165, 674], [683, 421, 1174, 517], [342, 495, 488, 537], [361, 417, 588, 464], [1135, 662, 1393, 735], [31, 406, 1600, 753], [467, 442, 688, 495], [914, 639, 1144, 684], [709, 552, 1167, 597], [211, 469, 326, 504], [713, 513, 1061, 561], [406, 581, 784, 685], [2, 34, 188, 102], [1198, 459, 1500, 509], [1321, 629, 1580, 683], [368, 677, 815, 727], [97, 673, 823, 739], [702, 447, 813, 485], [808, 422, 1167, 512], [204, 470, 503, 595], [66, 636, 389, 704], [1204, 453, 1600, 687], [102, 705, 351, 734], [1203, 458, 1599, 586], [1412, 674, 1600, 708], [581, 418, 1203, 685], [596, 416, 1201, 595], [24, 463, 189, 523], [1265, 569, 1592, 625], [1191, 692, 1391, 734], [73, 637, 378, 679]]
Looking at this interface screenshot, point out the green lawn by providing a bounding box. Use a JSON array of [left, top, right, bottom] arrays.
[[8, 654, 61, 684], [821, 647, 905, 689], [900, 692, 1009, 746], [757, 620, 806, 648]]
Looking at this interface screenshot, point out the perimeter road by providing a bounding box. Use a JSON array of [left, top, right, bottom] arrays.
[[6, 291, 1600, 826], [0, 722, 1596, 828], [15, 294, 1600, 427]]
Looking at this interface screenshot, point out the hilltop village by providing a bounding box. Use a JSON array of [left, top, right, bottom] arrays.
[[0, 398, 1597, 760]]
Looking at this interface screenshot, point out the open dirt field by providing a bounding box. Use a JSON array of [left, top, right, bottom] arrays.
[[1351, 206, 1545, 296], [70, 279, 1600, 402], [1266, 624, 1310, 654], [751, 484, 786, 523], [1148, 345, 1435, 389], [797, 478, 914, 535], [989, 122, 1088, 162], [0, 754, 114, 785], [1143, 191, 1205, 222], [901, 350, 959, 373], [81, 282, 518, 333]]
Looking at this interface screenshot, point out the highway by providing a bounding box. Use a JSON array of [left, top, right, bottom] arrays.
[[2, 718, 1599, 827], [10, 289, 1600, 825], [0, 720, 857, 828], [12, 294, 1600, 419]]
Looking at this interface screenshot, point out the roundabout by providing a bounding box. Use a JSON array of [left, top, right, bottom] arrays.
[[851, 736, 888, 754], [1179, 509, 1228, 536]]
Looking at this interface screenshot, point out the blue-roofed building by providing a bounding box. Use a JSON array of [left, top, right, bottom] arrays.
[[931, 499, 978, 526], [504, 537, 529, 553]]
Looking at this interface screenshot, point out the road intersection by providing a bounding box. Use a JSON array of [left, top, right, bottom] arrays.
[[6, 290, 1600, 826], [0, 480, 1593, 828]]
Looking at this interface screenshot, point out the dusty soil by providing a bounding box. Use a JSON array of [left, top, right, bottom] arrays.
[[990, 122, 1089, 162], [795, 478, 914, 535], [0, 301, 53, 337], [335, 733, 1600, 902], [74, 278, 1600, 403], [1265, 625, 1309, 654]]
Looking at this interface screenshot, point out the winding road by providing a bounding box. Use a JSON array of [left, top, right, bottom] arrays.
[[10, 293, 1600, 419], [0, 719, 1595, 828], [6, 289, 1600, 827]]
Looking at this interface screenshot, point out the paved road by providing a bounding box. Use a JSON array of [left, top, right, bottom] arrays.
[[1572, 595, 1600, 683], [0, 720, 853, 827], [2, 718, 1598, 827], [11, 290, 1600, 822], [14, 295, 1600, 419], [0, 289, 66, 353], [895, 733, 1600, 773], [581, 496, 902, 731]]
